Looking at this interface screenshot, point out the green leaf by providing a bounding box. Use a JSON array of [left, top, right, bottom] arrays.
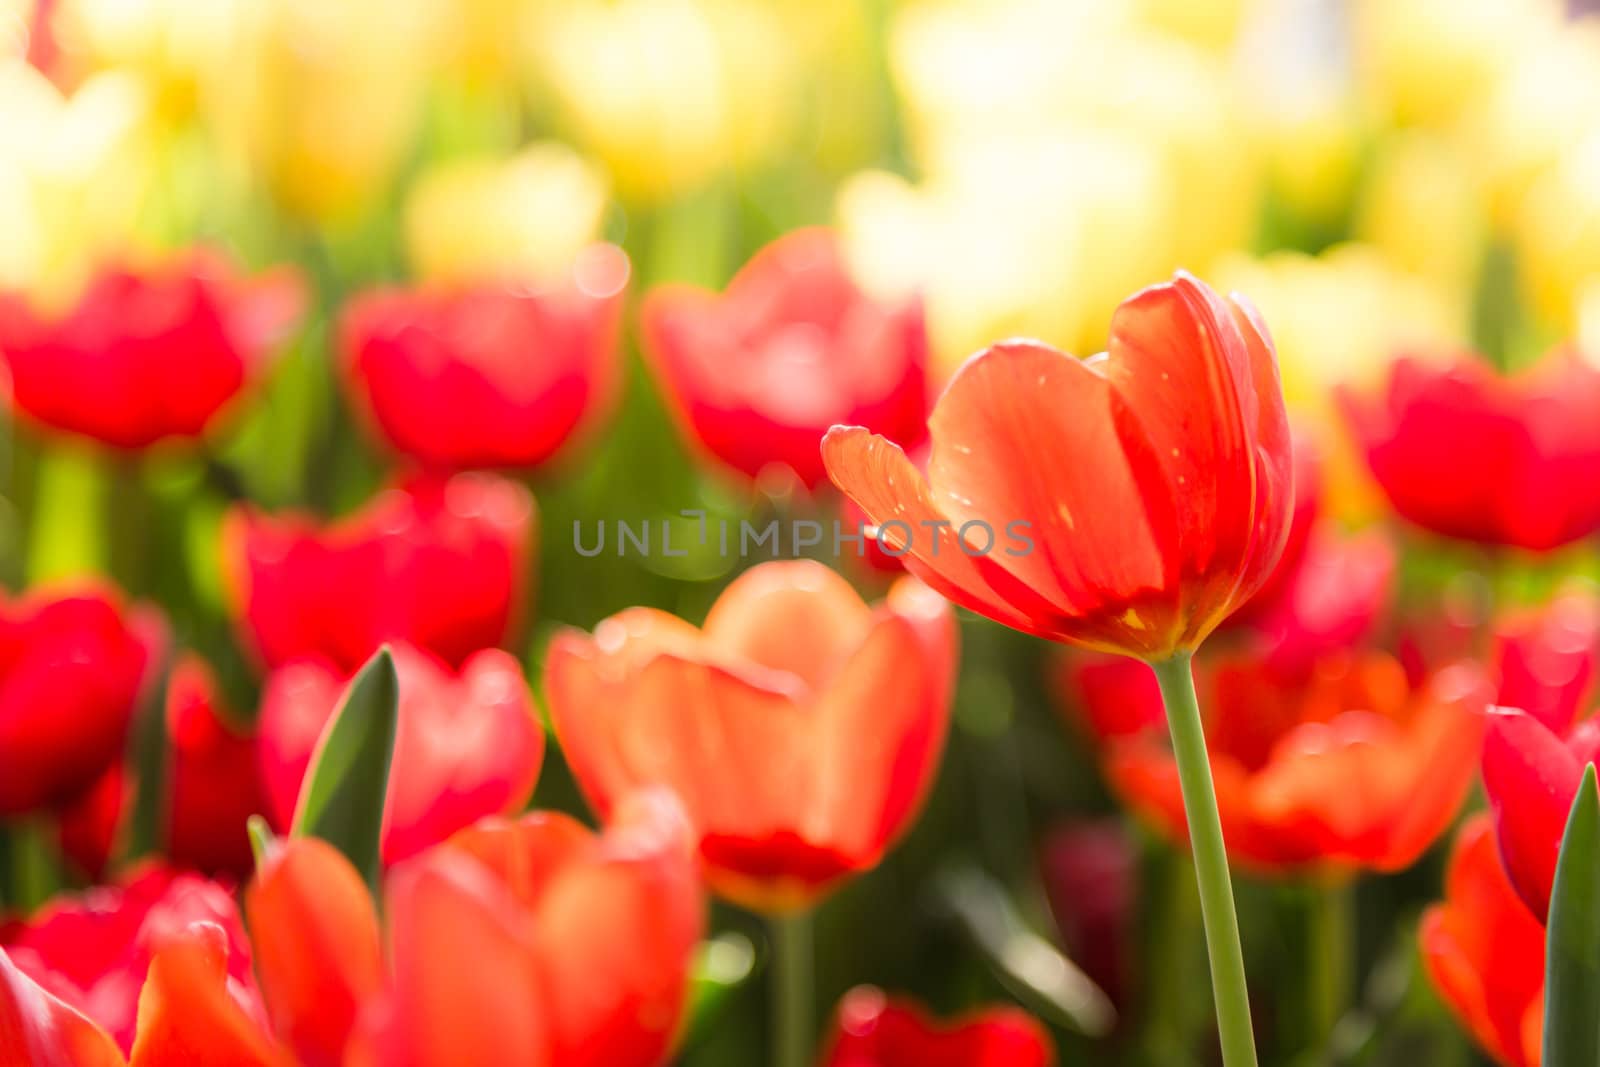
[[246, 814, 279, 871], [291, 646, 399, 894], [935, 864, 1117, 1038], [125, 649, 175, 860], [1543, 763, 1600, 1067]]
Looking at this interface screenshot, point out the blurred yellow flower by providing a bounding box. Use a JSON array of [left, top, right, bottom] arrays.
[[1133, 0, 1258, 51], [1355, 134, 1487, 299], [0, 59, 157, 306], [1352, 0, 1559, 128], [404, 142, 609, 285], [51, 0, 238, 117], [891, 0, 1260, 273], [837, 132, 1176, 373], [530, 0, 797, 204], [195, 0, 442, 226], [1515, 124, 1600, 336], [1215, 245, 1469, 519], [1461, 16, 1600, 227]]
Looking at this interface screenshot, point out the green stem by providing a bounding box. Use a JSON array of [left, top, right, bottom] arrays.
[[27, 444, 108, 583], [770, 910, 814, 1067], [1151, 652, 1259, 1067], [1309, 881, 1354, 1044]]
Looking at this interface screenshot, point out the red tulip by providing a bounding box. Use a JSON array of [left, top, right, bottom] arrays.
[[2, 866, 262, 1054], [1227, 426, 1324, 626], [546, 560, 956, 912], [823, 271, 1293, 661], [820, 986, 1055, 1067], [341, 244, 628, 472], [0, 585, 163, 815], [1481, 704, 1600, 920], [0, 946, 124, 1067], [55, 655, 267, 878], [1493, 586, 1599, 734], [258, 643, 544, 864], [249, 792, 704, 1067], [223, 472, 535, 673], [0, 251, 304, 450], [643, 228, 929, 491], [1341, 350, 1600, 551], [1099, 652, 1487, 875], [1420, 815, 1544, 1067]]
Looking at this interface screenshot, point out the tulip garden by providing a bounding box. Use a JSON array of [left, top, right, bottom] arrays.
[[4, 0, 1600, 1065]]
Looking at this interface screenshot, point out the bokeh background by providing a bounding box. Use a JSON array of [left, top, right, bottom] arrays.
[[4, 0, 1600, 1063]]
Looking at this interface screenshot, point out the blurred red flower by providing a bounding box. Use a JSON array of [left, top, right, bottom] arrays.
[[1493, 585, 1599, 734], [0, 251, 304, 450], [1039, 821, 1139, 1015], [1481, 704, 1600, 920], [0, 946, 125, 1066], [57, 655, 267, 879], [223, 472, 534, 673], [341, 244, 628, 473], [823, 272, 1293, 661], [1420, 815, 1544, 1067], [257, 644, 543, 865], [643, 228, 929, 491], [2, 866, 263, 1054], [1088, 652, 1486, 875], [820, 986, 1055, 1067], [1341, 350, 1600, 551], [546, 560, 956, 913], [248, 792, 703, 1067], [0, 585, 163, 815], [1228, 525, 1397, 680]]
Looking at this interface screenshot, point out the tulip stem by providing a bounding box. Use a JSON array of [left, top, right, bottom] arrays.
[[1151, 652, 1259, 1067], [770, 910, 814, 1067], [1309, 881, 1354, 1044]]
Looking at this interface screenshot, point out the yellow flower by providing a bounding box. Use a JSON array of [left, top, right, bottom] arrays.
[[530, 0, 796, 204], [1214, 245, 1469, 519], [195, 0, 443, 226], [891, 1, 1260, 272], [837, 131, 1175, 373], [404, 142, 609, 285], [1514, 123, 1600, 335], [1352, 0, 1558, 128], [0, 59, 158, 306], [1133, 0, 1259, 51], [1355, 133, 1487, 298], [50, 0, 239, 117], [1459, 16, 1600, 227]]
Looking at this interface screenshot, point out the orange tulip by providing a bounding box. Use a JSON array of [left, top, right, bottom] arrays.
[[1091, 651, 1488, 875], [822, 271, 1293, 661], [246, 792, 703, 1067], [1420, 815, 1545, 1067], [245, 837, 385, 1067], [545, 559, 956, 912]]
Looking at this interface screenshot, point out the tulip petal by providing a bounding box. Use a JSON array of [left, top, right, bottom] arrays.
[[245, 838, 383, 1067], [1483, 706, 1586, 919], [702, 560, 873, 691], [361, 854, 550, 1067], [0, 948, 125, 1067], [925, 341, 1178, 647], [532, 790, 703, 1067], [127, 923, 284, 1067]]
